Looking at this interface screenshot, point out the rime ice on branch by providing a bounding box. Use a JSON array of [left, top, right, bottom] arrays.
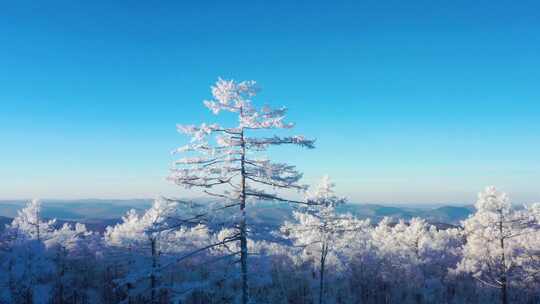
[[457, 186, 540, 304], [281, 176, 366, 304], [9, 199, 55, 242], [168, 78, 315, 304]]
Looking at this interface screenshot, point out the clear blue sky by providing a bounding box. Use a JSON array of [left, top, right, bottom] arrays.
[[1, 1, 539, 204]]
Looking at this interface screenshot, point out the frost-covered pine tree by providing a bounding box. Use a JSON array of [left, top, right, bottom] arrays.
[[9, 199, 55, 242], [105, 198, 182, 303], [370, 216, 463, 302], [46, 223, 99, 304], [169, 78, 314, 304], [1, 199, 56, 304], [517, 203, 540, 291], [457, 186, 538, 304], [280, 176, 363, 304]]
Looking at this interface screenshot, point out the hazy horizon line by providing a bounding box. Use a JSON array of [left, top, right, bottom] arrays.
[[0, 197, 473, 207]]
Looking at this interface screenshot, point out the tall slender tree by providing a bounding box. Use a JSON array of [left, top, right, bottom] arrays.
[[280, 176, 361, 304], [168, 78, 314, 304], [105, 198, 185, 303], [457, 186, 538, 304], [3, 199, 56, 304]]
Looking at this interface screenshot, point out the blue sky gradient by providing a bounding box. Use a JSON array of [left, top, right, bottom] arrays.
[[1, 1, 539, 203]]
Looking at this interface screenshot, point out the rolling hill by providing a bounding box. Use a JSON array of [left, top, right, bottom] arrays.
[[0, 200, 474, 235]]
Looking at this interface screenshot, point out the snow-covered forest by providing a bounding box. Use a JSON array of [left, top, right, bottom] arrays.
[[2, 79, 539, 304]]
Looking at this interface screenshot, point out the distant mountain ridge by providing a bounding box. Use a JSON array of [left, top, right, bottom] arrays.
[[0, 199, 153, 220], [0, 199, 474, 235]]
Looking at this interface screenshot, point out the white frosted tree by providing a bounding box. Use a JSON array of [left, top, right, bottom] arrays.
[[1, 199, 56, 304], [370, 216, 464, 302], [280, 176, 363, 304], [104, 198, 182, 303], [46, 223, 100, 304], [513, 203, 540, 296], [168, 78, 314, 304], [9, 199, 55, 242], [105, 198, 215, 303], [457, 186, 538, 304], [1, 200, 104, 304]]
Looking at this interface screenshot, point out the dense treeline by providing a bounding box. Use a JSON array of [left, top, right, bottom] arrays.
[[1, 184, 539, 304]]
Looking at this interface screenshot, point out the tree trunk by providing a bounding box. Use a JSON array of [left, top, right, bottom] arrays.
[[26, 288, 32, 304], [240, 126, 248, 304], [58, 248, 65, 304], [319, 243, 327, 304], [498, 212, 508, 304], [36, 207, 40, 241], [151, 238, 157, 304], [240, 214, 248, 304], [501, 281, 508, 304]]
